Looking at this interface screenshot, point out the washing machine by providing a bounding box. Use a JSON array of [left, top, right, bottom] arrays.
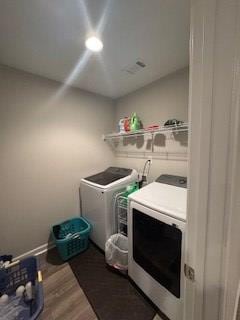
[[80, 167, 138, 251], [128, 174, 187, 320]]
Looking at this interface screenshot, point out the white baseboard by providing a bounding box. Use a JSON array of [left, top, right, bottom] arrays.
[[13, 242, 55, 261]]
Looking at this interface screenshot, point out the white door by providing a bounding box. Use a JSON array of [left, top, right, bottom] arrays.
[[185, 0, 240, 319]]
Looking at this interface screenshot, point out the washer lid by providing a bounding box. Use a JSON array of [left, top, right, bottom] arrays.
[[81, 167, 138, 189], [84, 167, 132, 185], [129, 182, 187, 221]]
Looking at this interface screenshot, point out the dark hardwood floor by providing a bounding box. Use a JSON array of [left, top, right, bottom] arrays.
[[37, 248, 161, 320]]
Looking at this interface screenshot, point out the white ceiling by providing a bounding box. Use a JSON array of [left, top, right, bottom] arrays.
[[0, 0, 190, 99]]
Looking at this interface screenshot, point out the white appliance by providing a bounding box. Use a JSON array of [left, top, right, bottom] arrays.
[[80, 167, 138, 251], [128, 175, 187, 320]]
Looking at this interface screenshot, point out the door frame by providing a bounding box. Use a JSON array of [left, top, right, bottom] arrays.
[[185, 0, 240, 319]]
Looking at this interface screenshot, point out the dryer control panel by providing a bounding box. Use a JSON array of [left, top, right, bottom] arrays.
[[156, 174, 187, 188]]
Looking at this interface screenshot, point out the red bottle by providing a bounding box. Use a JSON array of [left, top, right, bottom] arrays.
[[124, 117, 131, 132]]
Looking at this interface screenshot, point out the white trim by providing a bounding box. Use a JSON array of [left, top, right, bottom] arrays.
[[13, 242, 55, 261], [219, 1, 240, 318], [184, 0, 216, 318], [233, 282, 240, 320], [186, 0, 240, 319]]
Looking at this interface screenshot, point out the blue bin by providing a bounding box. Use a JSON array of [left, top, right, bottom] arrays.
[[52, 217, 91, 261], [0, 256, 43, 320]]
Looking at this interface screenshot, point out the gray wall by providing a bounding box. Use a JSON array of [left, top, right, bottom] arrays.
[[114, 68, 189, 182], [0, 66, 188, 257], [0, 65, 115, 257]]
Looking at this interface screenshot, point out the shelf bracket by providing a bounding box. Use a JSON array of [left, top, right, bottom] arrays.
[[151, 132, 154, 153]]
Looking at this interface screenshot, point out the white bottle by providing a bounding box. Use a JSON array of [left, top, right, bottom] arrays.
[[0, 294, 9, 305], [118, 118, 125, 133], [25, 282, 33, 300], [16, 285, 25, 297]]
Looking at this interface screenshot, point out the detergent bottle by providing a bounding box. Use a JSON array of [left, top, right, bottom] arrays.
[[130, 113, 141, 131], [123, 182, 139, 198]]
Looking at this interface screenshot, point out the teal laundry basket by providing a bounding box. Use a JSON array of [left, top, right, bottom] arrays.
[[52, 217, 91, 261]]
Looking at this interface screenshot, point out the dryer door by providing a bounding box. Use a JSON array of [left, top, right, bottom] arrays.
[[128, 200, 186, 320], [133, 208, 182, 298]]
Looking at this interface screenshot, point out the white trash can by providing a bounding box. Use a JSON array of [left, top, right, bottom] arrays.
[[105, 233, 128, 271]]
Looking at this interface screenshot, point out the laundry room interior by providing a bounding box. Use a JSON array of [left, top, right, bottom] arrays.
[[0, 0, 188, 318], [1, 1, 239, 320]]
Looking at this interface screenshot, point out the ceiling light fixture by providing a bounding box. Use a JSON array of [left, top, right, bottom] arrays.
[[85, 36, 103, 52]]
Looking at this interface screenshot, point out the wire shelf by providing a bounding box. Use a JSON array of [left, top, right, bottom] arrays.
[[103, 123, 188, 141]]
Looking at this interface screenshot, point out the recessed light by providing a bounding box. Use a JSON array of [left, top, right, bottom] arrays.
[[85, 37, 103, 52]]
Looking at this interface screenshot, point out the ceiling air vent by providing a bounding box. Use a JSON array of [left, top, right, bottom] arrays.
[[122, 60, 146, 75]]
